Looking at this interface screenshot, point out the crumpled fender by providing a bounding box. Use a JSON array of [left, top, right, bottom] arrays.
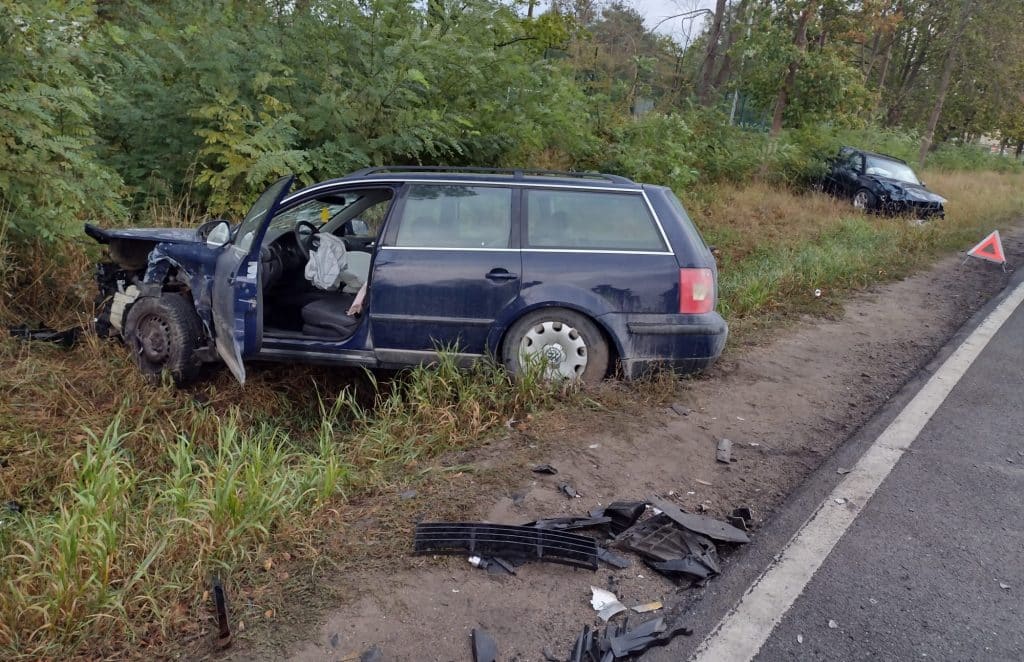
[[143, 243, 219, 332]]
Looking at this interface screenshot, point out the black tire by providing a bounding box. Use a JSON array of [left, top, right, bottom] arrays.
[[124, 293, 204, 386], [502, 308, 610, 385], [852, 187, 877, 212]]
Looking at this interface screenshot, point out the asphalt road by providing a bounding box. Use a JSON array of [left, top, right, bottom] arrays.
[[661, 267, 1024, 662]]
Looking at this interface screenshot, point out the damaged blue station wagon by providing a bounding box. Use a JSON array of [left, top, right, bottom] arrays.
[[85, 167, 727, 385]]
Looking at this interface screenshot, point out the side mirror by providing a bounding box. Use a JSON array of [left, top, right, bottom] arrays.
[[202, 220, 231, 247]]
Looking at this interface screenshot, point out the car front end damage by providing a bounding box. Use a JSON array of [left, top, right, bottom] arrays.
[[86, 223, 219, 363], [873, 180, 946, 220]]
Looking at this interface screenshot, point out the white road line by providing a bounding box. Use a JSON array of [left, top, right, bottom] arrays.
[[692, 277, 1024, 662]]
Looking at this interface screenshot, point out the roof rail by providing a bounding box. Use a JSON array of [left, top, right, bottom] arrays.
[[349, 165, 635, 185]]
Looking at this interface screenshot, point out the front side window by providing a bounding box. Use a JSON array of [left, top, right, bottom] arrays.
[[394, 185, 512, 248], [525, 189, 665, 251]]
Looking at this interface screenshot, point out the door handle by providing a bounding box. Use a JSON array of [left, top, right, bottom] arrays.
[[486, 268, 518, 282]]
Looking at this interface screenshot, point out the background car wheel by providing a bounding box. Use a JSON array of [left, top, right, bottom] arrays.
[[502, 308, 609, 384], [124, 293, 204, 386], [852, 188, 877, 212]]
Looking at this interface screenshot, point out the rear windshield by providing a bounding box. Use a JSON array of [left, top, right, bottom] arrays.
[[525, 189, 666, 251]]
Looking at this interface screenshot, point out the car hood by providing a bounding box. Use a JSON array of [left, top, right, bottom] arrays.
[[874, 178, 946, 204], [85, 224, 200, 245]]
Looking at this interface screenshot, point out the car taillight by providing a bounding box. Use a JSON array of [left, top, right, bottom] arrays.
[[679, 268, 714, 314]]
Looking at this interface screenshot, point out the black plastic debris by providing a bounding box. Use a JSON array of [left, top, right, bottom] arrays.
[[528, 515, 612, 532], [414, 522, 599, 570], [562, 616, 692, 661], [592, 501, 647, 535], [359, 645, 383, 662], [619, 514, 720, 583], [597, 547, 632, 569], [8, 325, 82, 348], [533, 463, 559, 475], [728, 506, 753, 531], [471, 628, 498, 662], [559, 483, 580, 499], [607, 616, 693, 657], [648, 496, 750, 544], [211, 577, 231, 649]]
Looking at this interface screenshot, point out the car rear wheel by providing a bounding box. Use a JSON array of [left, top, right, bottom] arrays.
[[502, 309, 609, 384], [852, 188, 877, 212], [124, 293, 204, 386]]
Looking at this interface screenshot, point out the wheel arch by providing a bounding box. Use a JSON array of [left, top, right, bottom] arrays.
[[494, 302, 623, 377]]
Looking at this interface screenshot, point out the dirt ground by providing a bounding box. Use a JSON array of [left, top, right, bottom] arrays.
[[236, 233, 1022, 662]]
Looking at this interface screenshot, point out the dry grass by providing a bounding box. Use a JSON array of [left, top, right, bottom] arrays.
[[1, 170, 1021, 659]]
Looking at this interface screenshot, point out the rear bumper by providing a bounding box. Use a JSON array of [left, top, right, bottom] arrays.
[[604, 311, 728, 379]]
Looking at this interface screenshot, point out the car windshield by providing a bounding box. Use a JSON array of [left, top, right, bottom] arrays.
[[864, 156, 920, 185], [266, 197, 354, 233]]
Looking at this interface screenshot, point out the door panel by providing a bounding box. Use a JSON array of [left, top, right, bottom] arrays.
[[211, 175, 294, 383], [369, 184, 520, 355]]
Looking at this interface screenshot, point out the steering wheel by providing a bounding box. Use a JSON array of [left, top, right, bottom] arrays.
[[294, 220, 321, 260]]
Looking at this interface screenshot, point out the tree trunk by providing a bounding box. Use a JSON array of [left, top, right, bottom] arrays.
[[527, 0, 537, 19], [771, 0, 819, 135], [713, 0, 750, 92], [697, 0, 729, 105], [918, 0, 975, 169], [1017, 140, 1024, 160]]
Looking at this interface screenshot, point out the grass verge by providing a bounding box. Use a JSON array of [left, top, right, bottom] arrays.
[[1, 170, 1022, 658]]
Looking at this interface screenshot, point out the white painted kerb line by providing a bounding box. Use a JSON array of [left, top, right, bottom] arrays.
[[692, 278, 1024, 662]]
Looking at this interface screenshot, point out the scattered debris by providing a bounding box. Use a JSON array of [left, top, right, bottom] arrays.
[[620, 514, 720, 583], [7, 324, 83, 348], [359, 646, 383, 662], [398, 489, 417, 500], [471, 628, 498, 662], [834, 498, 847, 505], [414, 522, 599, 570], [562, 616, 691, 661], [597, 547, 632, 569], [630, 601, 663, 613], [999, 582, 1010, 590], [648, 496, 751, 544], [728, 506, 754, 531], [837, 467, 852, 475], [669, 403, 691, 416], [797, 634, 804, 644], [532, 464, 558, 475], [588, 444, 600, 449], [715, 438, 733, 463], [211, 577, 231, 649], [528, 515, 612, 531], [695, 479, 713, 487], [828, 619, 838, 629], [590, 586, 627, 621], [541, 647, 562, 662], [559, 483, 581, 499], [468, 555, 517, 575], [590, 500, 647, 535], [330, 633, 340, 648], [4, 500, 22, 514]]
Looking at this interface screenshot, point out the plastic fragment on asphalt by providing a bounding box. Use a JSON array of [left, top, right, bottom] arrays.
[[828, 619, 838, 629], [999, 582, 1010, 590], [837, 467, 852, 475], [835, 498, 847, 505], [631, 601, 663, 613], [797, 634, 804, 644]]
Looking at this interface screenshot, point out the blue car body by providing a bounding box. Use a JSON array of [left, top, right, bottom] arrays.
[[86, 168, 727, 383]]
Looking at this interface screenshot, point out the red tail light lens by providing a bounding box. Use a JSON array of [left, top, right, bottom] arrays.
[[679, 268, 714, 314]]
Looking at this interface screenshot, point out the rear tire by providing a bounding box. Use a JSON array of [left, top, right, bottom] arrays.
[[124, 293, 204, 386], [502, 308, 609, 385], [852, 188, 877, 212]]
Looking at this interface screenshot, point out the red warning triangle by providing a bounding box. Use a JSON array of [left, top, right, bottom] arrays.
[[967, 230, 1005, 264]]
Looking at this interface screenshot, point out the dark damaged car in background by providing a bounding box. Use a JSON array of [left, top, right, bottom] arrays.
[[85, 167, 727, 386], [819, 146, 946, 220]]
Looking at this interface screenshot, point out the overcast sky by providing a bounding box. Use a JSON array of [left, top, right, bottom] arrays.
[[531, 0, 719, 46]]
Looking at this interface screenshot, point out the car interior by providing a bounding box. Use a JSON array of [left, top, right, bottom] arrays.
[[259, 188, 394, 340]]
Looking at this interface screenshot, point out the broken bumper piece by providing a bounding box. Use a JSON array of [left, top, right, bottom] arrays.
[[414, 522, 599, 570]]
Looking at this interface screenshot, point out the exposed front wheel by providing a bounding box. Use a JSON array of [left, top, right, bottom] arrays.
[[124, 294, 204, 386], [502, 309, 609, 384], [852, 188, 877, 212]]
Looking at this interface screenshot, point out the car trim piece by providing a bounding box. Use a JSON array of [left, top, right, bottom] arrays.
[[370, 313, 493, 326], [253, 346, 378, 365], [627, 321, 728, 335]]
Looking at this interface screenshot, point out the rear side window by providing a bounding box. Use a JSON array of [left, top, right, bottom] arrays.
[[395, 184, 512, 248], [525, 189, 665, 251]]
